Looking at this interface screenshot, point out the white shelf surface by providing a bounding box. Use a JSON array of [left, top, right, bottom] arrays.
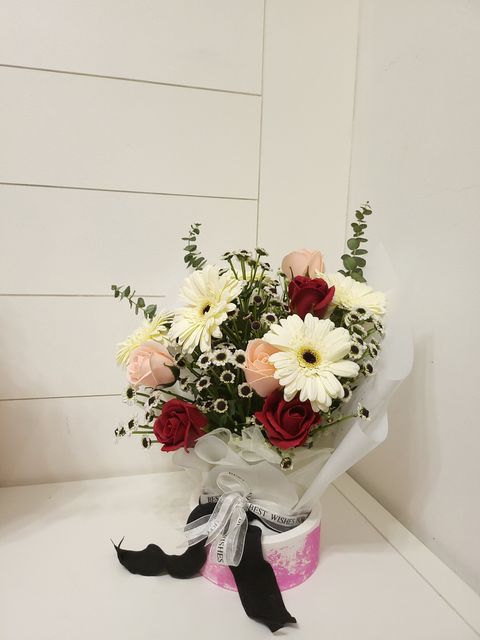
[[0, 471, 479, 640]]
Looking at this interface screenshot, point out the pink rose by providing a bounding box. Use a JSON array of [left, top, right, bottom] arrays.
[[244, 339, 281, 397], [281, 249, 325, 280], [127, 341, 175, 388]]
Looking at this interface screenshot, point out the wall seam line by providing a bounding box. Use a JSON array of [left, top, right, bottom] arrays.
[[343, 0, 362, 250], [0, 63, 261, 97], [0, 182, 258, 202], [255, 0, 267, 246]]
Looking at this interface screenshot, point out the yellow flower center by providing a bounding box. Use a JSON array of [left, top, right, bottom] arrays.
[[298, 347, 321, 368]]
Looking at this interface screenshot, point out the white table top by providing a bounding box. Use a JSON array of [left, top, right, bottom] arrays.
[[0, 471, 478, 640]]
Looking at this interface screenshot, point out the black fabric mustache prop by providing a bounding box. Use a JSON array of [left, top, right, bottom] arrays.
[[113, 501, 297, 632]]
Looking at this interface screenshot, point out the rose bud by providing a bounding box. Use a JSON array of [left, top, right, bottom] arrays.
[[288, 276, 335, 319], [243, 339, 281, 397], [153, 399, 207, 452], [127, 341, 175, 388], [255, 389, 319, 449], [281, 249, 325, 280]]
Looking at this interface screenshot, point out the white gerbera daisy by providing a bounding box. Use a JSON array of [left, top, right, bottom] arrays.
[[263, 314, 360, 412], [317, 272, 386, 316], [116, 311, 173, 366], [169, 266, 243, 353]]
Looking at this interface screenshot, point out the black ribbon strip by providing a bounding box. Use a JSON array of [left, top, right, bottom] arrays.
[[113, 502, 296, 632]]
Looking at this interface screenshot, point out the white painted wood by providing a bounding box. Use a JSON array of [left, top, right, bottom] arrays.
[[0, 67, 260, 198], [0, 396, 172, 487], [258, 0, 359, 270], [0, 473, 478, 639], [335, 474, 480, 635], [348, 0, 480, 594], [0, 296, 159, 400], [0, 0, 264, 94], [0, 185, 257, 295]]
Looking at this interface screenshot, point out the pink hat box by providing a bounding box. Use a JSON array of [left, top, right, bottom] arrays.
[[190, 496, 322, 592]]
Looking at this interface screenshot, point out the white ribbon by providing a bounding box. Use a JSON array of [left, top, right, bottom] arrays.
[[183, 471, 310, 567]]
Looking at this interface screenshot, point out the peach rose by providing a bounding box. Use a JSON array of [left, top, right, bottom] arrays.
[[244, 339, 281, 397], [281, 249, 325, 280], [127, 341, 175, 388]]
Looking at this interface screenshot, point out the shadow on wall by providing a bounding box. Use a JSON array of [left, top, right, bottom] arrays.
[[351, 331, 437, 526]]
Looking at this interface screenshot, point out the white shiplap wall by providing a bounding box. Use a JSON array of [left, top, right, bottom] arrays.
[[347, 0, 480, 594], [0, 0, 358, 485]]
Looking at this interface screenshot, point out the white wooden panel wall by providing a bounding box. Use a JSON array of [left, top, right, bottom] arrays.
[[0, 0, 359, 486], [0, 0, 264, 94], [0, 1, 263, 485], [258, 0, 359, 270], [347, 0, 480, 594]]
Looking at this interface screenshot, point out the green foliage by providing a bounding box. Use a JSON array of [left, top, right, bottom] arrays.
[[182, 222, 207, 270], [111, 284, 157, 320], [340, 202, 372, 282]]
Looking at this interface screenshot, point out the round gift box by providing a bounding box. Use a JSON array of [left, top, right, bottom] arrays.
[[192, 497, 322, 592]]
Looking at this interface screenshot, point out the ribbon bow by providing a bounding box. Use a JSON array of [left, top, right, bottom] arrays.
[[184, 471, 310, 566]]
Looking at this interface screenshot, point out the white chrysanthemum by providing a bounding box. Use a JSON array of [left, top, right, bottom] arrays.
[[263, 314, 360, 412], [116, 312, 173, 365], [170, 265, 243, 353], [317, 271, 386, 315]]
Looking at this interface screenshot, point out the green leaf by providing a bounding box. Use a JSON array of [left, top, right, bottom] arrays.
[[342, 255, 357, 271], [123, 286, 131, 297], [185, 244, 197, 251], [355, 249, 368, 255], [350, 270, 366, 282], [137, 297, 145, 308], [354, 257, 366, 267], [355, 212, 364, 221], [347, 238, 360, 250]]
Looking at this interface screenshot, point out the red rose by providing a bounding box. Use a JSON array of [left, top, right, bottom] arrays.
[[255, 389, 319, 449], [288, 276, 335, 319], [153, 399, 207, 452]]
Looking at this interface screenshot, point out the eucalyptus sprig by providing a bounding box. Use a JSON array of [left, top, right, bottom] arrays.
[[183, 222, 207, 270], [111, 284, 158, 320], [340, 202, 372, 282]]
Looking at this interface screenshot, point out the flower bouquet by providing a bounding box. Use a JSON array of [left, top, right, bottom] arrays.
[[112, 204, 406, 631]]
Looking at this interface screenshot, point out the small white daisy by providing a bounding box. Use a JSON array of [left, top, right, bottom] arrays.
[[353, 306, 371, 321], [220, 370, 235, 384], [213, 398, 228, 414], [231, 349, 247, 367], [341, 386, 353, 403], [344, 311, 361, 327], [114, 425, 127, 440], [197, 353, 211, 369], [196, 375, 212, 391], [127, 417, 138, 433], [142, 436, 152, 449], [261, 312, 277, 324], [350, 323, 367, 338], [212, 348, 230, 366], [122, 386, 137, 405], [373, 317, 385, 335], [368, 341, 380, 359], [238, 383, 253, 399], [348, 343, 364, 361], [356, 403, 370, 421], [362, 361, 375, 376], [179, 378, 191, 391]]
